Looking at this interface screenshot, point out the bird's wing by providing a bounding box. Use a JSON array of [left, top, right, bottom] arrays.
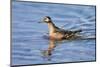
[[54, 26, 65, 32]]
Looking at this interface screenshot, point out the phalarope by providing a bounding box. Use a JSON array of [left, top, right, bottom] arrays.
[[40, 16, 82, 40]]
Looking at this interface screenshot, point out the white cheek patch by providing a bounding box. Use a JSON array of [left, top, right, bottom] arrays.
[[45, 18, 49, 21]]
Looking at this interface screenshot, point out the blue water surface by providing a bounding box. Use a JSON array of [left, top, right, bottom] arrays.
[[12, 1, 96, 66]]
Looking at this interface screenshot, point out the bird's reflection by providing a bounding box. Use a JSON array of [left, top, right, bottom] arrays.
[[42, 39, 58, 61]]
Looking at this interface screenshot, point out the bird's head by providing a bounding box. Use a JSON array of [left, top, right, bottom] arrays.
[[39, 16, 52, 24], [43, 16, 52, 23]]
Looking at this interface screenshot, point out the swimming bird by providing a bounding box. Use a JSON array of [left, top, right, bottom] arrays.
[[40, 16, 82, 40]]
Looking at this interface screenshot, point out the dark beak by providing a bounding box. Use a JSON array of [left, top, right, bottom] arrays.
[[38, 21, 43, 23]]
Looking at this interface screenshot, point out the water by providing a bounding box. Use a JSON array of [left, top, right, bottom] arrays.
[[12, 1, 96, 66]]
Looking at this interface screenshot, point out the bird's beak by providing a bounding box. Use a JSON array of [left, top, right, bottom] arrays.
[[38, 21, 42, 23], [38, 21, 44, 23], [38, 20, 45, 23]]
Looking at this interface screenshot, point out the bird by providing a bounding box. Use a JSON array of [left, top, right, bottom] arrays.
[[40, 16, 82, 40]]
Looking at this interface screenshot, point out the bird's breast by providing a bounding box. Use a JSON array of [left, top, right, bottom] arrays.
[[49, 32, 64, 40]]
